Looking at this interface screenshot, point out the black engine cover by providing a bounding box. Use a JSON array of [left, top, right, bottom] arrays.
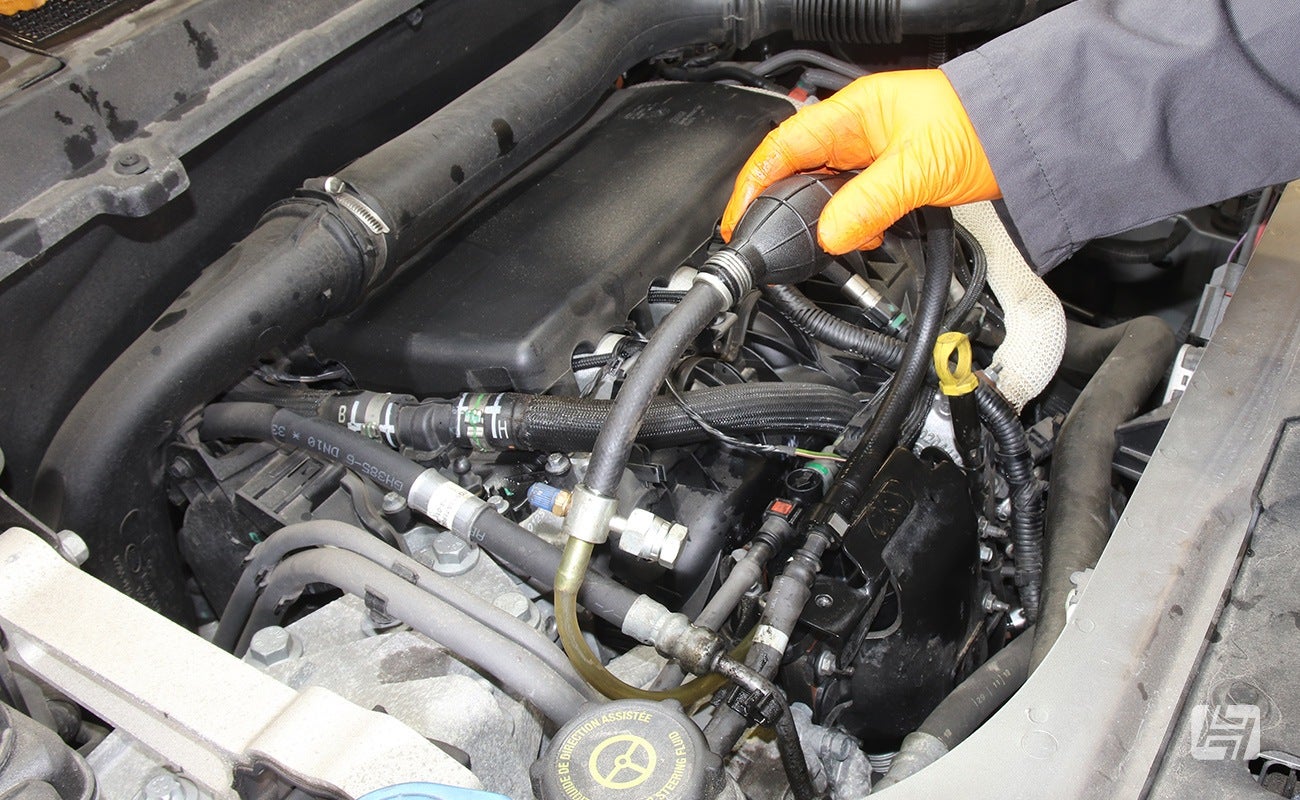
[[310, 82, 793, 395]]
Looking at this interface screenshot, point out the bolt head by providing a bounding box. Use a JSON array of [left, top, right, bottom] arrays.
[[381, 491, 406, 515], [247, 626, 298, 666], [545, 452, 571, 476], [815, 650, 838, 678], [55, 530, 89, 566], [138, 774, 198, 800], [494, 592, 532, 621], [814, 593, 834, 608], [429, 532, 477, 575]]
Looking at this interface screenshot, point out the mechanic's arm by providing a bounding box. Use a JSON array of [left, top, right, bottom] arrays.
[[724, 0, 1300, 271]]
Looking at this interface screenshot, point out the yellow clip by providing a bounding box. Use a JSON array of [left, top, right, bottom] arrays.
[[933, 331, 979, 396]]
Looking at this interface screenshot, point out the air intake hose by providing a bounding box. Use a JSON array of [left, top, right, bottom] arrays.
[[791, 0, 1074, 43]]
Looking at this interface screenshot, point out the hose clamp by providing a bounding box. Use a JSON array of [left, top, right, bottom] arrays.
[[561, 484, 618, 544], [323, 176, 390, 235]]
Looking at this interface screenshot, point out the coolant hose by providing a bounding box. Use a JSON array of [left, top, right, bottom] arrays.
[[875, 629, 1034, 789], [212, 520, 592, 698], [1031, 317, 1174, 670], [386, 383, 859, 452], [554, 538, 729, 703], [240, 548, 587, 725], [198, 403, 640, 625]]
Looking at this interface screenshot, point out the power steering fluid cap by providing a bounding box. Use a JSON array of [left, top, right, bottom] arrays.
[[534, 700, 725, 800]]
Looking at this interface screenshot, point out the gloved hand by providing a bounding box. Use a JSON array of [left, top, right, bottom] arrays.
[[721, 69, 1000, 254], [0, 0, 46, 15]]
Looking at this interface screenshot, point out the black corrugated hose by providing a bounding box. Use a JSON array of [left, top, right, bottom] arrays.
[[765, 284, 906, 364], [974, 382, 1043, 621]]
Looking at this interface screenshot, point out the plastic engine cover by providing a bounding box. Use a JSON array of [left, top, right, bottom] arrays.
[[309, 82, 794, 395]]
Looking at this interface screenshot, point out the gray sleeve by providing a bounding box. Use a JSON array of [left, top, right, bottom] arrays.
[[941, 0, 1300, 271]]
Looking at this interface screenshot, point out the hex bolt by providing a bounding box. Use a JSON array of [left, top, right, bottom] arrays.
[[981, 593, 1012, 613], [247, 625, 301, 667], [487, 495, 510, 515], [55, 530, 89, 567], [493, 592, 532, 621], [814, 650, 839, 679], [429, 531, 478, 576], [814, 593, 834, 609], [545, 452, 571, 476], [168, 457, 194, 479]]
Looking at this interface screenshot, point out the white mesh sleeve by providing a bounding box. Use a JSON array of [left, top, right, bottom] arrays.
[[952, 201, 1066, 411]]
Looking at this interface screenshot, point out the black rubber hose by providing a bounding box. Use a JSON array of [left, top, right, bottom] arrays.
[[919, 630, 1034, 749], [1081, 219, 1191, 264], [946, 223, 988, 329], [974, 384, 1043, 621], [198, 403, 639, 624], [467, 507, 637, 624], [1031, 317, 1174, 670], [238, 548, 587, 725], [585, 283, 728, 497], [659, 64, 786, 94], [814, 206, 954, 525], [399, 383, 858, 452], [211, 520, 591, 699], [714, 657, 824, 800], [32, 204, 370, 619], [201, 403, 424, 495]]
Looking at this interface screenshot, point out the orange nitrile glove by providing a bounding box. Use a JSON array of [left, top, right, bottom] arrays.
[[0, 0, 46, 14], [721, 69, 1001, 255]]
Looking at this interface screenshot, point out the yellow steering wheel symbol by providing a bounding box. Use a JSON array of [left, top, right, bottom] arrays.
[[588, 734, 658, 790]]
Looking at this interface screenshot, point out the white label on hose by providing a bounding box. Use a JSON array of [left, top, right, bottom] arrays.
[[422, 480, 478, 528], [753, 624, 789, 654]]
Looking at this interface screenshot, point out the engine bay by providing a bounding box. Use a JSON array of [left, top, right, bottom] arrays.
[[0, 1, 1286, 800]]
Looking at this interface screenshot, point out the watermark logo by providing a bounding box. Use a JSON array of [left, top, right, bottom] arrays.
[[1190, 704, 1261, 761]]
